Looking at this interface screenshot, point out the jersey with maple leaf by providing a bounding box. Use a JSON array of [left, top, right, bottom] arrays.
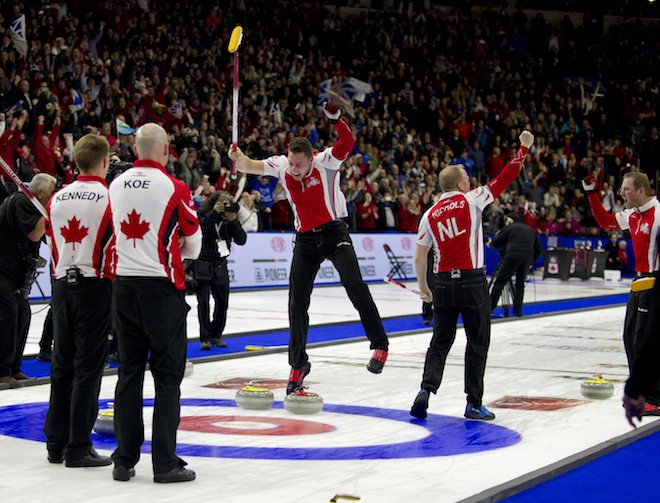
[[109, 159, 201, 289], [262, 119, 354, 233], [587, 194, 659, 274], [46, 175, 115, 280]]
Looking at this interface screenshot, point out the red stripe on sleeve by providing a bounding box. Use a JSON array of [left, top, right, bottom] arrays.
[[93, 204, 114, 279], [45, 197, 58, 277], [487, 146, 528, 199], [175, 179, 200, 236]]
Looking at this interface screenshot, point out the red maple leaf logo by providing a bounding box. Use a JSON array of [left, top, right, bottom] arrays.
[[120, 209, 150, 247], [60, 217, 88, 251]]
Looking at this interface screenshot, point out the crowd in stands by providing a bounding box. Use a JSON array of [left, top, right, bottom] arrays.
[[1, 0, 658, 239]]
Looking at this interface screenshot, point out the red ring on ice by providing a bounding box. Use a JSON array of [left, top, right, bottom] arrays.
[[178, 415, 336, 436]]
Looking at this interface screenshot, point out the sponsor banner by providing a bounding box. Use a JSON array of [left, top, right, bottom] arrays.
[[29, 232, 628, 299], [228, 232, 416, 289]]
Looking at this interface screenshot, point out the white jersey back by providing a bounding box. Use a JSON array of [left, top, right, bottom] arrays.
[[46, 175, 114, 280], [109, 160, 200, 289]]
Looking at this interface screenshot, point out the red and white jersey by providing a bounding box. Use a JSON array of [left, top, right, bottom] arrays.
[[614, 198, 660, 273], [109, 160, 201, 290], [262, 120, 354, 233], [417, 187, 494, 272], [417, 147, 529, 273], [46, 176, 115, 280]]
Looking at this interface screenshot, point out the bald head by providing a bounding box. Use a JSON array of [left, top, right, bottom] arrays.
[[439, 165, 469, 192], [134, 123, 169, 164]]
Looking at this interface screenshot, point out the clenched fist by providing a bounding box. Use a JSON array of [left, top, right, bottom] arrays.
[[581, 176, 597, 193], [322, 102, 342, 122], [518, 130, 534, 149]]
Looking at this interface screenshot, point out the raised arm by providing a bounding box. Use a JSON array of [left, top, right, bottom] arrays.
[[49, 116, 61, 148], [32, 117, 47, 157], [487, 130, 533, 199], [0, 119, 14, 145], [582, 176, 620, 230], [323, 102, 355, 161], [331, 118, 355, 161], [228, 145, 265, 176]]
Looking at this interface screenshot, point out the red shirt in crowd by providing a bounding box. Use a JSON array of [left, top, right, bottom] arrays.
[[356, 199, 378, 230], [397, 208, 418, 233], [32, 122, 61, 178]]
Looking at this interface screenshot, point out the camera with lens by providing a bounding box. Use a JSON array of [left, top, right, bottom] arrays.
[[19, 254, 47, 299], [223, 202, 239, 213], [106, 157, 133, 184]]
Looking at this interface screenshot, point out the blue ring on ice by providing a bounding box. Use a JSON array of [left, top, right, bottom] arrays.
[[0, 398, 520, 460]]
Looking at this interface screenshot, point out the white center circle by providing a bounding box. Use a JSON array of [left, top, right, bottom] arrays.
[[176, 406, 430, 448], [211, 421, 278, 430]]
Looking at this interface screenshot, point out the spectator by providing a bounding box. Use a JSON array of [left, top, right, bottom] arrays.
[[397, 199, 420, 233], [558, 208, 580, 236], [487, 146, 505, 179], [524, 177, 544, 209], [0, 0, 658, 242], [618, 241, 633, 275], [249, 176, 278, 231], [604, 233, 623, 271], [356, 191, 379, 231], [544, 185, 563, 212], [32, 115, 62, 179], [238, 192, 260, 232]]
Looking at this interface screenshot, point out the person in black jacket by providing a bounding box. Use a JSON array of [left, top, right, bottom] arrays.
[[489, 213, 542, 317], [623, 273, 659, 425], [0, 174, 56, 388], [623, 238, 660, 426], [195, 191, 246, 350]]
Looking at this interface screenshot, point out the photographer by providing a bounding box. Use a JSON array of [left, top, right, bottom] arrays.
[[489, 212, 542, 317], [195, 191, 246, 350], [105, 154, 133, 185], [0, 174, 57, 388]]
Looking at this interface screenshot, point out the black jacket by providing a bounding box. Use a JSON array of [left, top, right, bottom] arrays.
[[0, 192, 41, 286], [624, 234, 660, 400], [492, 222, 542, 262], [197, 208, 247, 263]]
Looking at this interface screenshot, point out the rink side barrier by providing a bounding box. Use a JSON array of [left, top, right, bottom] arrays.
[[28, 233, 632, 301]]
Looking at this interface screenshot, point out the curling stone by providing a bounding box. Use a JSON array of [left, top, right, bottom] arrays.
[[93, 408, 114, 436], [235, 384, 274, 410], [184, 359, 194, 378], [580, 375, 614, 399], [284, 389, 323, 415]]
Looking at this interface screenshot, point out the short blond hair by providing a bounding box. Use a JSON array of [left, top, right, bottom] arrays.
[[73, 134, 109, 172], [439, 165, 465, 192]]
